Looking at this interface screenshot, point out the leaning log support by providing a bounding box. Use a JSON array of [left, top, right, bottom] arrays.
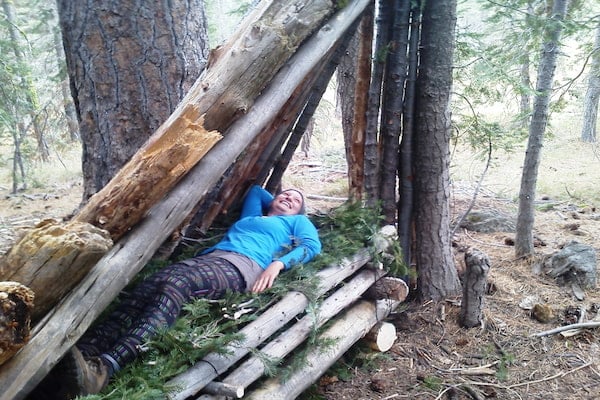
[[0, 2, 371, 397], [245, 299, 401, 400]]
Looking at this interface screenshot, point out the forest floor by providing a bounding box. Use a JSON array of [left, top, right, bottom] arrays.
[[1, 156, 600, 400]]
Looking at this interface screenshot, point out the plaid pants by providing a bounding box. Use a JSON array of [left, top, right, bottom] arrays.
[[77, 254, 245, 368]]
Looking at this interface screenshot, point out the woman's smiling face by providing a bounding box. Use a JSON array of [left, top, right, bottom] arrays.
[[268, 189, 304, 216]]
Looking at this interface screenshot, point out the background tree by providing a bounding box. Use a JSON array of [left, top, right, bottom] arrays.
[[515, 0, 569, 257], [56, 0, 210, 201], [581, 20, 600, 143]]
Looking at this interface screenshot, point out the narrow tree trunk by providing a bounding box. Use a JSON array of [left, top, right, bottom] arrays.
[[515, 0, 568, 257], [364, 0, 393, 206], [413, 0, 461, 301], [581, 21, 600, 143], [459, 249, 491, 328], [398, 3, 421, 268], [347, 7, 373, 200], [380, 0, 411, 224], [2, 0, 49, 162]]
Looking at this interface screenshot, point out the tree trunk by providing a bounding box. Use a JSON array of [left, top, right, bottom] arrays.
[[459, 249, 491, 328], [364, 0, 393, 206], [398, 3, 421, 268], [515, 0, 568, 257], [2, 0, 49, 162], [347, 7, 373, 201], [413, 0, 461, 301], [581, 20, 600, 143], [0, 3, 371, 397], [380, 0, 411, 224], [57, 0, 210, 200]]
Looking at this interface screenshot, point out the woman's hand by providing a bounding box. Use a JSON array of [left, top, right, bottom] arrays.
[[251, 260, 285, 293]]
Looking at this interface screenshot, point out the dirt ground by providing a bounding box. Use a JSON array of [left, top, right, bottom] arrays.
[[1, 167, 600, 400]]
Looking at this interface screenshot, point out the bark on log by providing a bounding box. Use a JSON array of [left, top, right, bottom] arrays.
[[245, 299, 400, 400], [0, 3, 371, 397], [363, 276, 409, 302], [199, 267, 387, 400], [459, 249, 491, 328], [166, 249, 372, 400], [0, 282, 34, 366], [0, 220, 112, 321], [363, 321, 396, 352]]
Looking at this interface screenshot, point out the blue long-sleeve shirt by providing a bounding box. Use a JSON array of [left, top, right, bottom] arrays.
[[207, 186, 321, 270]]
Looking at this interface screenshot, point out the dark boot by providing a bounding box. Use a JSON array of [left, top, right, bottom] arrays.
[[53, 347, 110, 399]]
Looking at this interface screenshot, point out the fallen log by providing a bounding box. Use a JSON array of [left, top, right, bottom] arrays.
[[198, 266, 390, 399], [364, 276, 409, 302], [0, 220, 112, 321], [245, 299, 401, 400], [166, 249, 372, 400], [0, 282, 34, 366], [0, 2, 371, 396], [363, 321, 397, 352]]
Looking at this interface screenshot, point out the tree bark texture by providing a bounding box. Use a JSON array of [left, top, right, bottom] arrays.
[[364, 0, 392, 207], [413, 0, 461, 301], [57, 0, 211, 199], [0, 3, 371, 397], [515, 0, 568, 257], [346, 8, 373, 201], [459, 249, 491, 328], [379, 0, 410, 224], [0, 282, 34, 366], [398, 4, 421, 268], [581, 20, 600, 143]]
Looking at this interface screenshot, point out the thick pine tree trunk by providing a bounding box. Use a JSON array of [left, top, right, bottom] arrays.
[[57, 0, 210, 200], [413, 0, 461, 301], [515, 0, 568, 257]]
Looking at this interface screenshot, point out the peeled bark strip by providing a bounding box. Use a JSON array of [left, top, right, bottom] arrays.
[[459, 249, 491, 328], [0, 220, 113, 321], [0, 282, 34, 366], [363, 321, 397, 352], [246, 299, 400, 400]]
